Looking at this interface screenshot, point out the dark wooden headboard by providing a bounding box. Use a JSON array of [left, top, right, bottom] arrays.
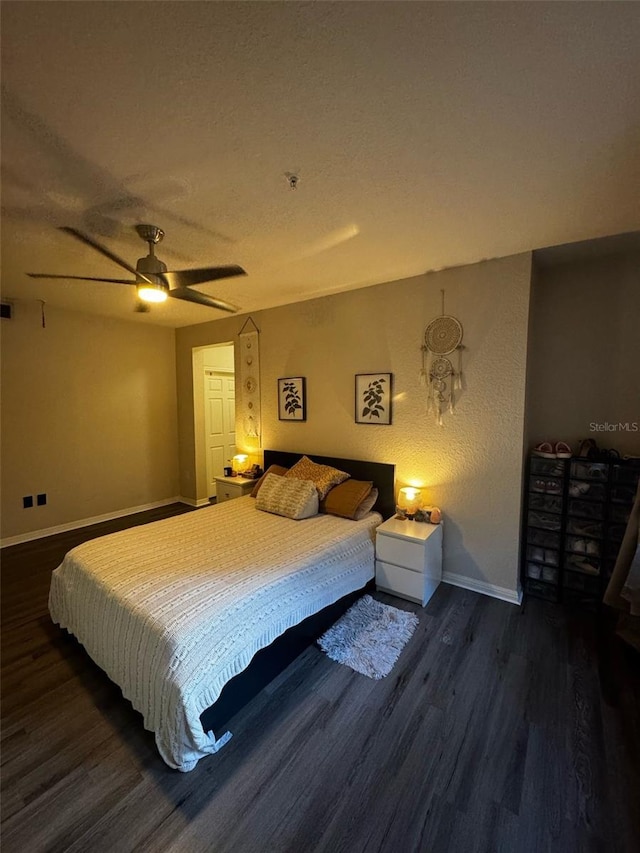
[[263, 450, 396, 520]]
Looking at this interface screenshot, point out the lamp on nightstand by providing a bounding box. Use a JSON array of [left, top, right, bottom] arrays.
[[232, 454, 249, 475], [397, 487, 422, 519]]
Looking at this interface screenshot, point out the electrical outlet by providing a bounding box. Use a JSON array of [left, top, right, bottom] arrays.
[[37, 493, 47, 506], [23, 496, 33, 508]]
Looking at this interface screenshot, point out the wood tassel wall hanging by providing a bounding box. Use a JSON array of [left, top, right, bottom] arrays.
[[419, 290, 465, 425], [238, 316, 261, 446]]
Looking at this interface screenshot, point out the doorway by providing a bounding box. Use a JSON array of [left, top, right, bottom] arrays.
[[204, 368, 236, 498], [194, 343, 236, 501]]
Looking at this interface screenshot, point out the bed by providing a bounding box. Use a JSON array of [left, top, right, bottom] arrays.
[[49, 452, 395, 772]]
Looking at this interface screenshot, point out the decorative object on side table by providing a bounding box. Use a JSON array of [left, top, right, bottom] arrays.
[[232, 453, 249, 475], [415, 507, 442, 524], [396, 486, 422, 519], [278, 377, 306, 421], [355, 373, 392, 425], [395, 485, 442, 523]]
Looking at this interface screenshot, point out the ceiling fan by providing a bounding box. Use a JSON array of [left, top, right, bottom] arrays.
[[27, 224, 246, 313]]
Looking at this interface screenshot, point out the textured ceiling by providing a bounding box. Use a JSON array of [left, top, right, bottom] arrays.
[[2, 1, 639, 328]]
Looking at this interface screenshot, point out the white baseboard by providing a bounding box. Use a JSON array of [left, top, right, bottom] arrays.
[[442, 570, 522, 606], [0, 497, 186, 548], [178, 496, 211, 508]]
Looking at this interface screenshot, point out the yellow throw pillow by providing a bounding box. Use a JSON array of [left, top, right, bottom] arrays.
[[320, 479, 373, 519], [284, 455, 349, 499]]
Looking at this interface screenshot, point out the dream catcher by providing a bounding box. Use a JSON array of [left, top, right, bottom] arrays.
[[420, 291, 464, 425]]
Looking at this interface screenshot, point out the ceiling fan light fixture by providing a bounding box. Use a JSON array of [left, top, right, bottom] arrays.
[[137, 281, 169, 303]]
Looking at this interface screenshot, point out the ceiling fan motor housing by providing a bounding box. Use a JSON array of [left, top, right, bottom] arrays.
[[136, 246, 169, 301], [136, 253, 168, 280], [135, 225, 168, 292]]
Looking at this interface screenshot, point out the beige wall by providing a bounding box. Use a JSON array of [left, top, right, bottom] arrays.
[[526, 251, 640, 456], [202, 343, 234, 371], [176, 253, 533, 597], [1, 302, 180, 541]]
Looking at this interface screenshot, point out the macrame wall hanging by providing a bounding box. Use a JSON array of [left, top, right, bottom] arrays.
[[420, 290, 465, 426], [238, 317, 261, 448]]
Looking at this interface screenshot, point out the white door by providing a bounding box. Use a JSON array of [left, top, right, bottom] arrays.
[[204, 370, 236, 498]]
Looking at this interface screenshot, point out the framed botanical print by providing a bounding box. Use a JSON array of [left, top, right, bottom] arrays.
[[278, 377, 306, 421], [355, 373, 392, 425]]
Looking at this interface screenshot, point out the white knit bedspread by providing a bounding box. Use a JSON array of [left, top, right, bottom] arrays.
[[49, 497, 380, 771]]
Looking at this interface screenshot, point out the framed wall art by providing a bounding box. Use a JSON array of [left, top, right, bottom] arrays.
[[355, 373, 392, 425], [278, 377, 306, 421]]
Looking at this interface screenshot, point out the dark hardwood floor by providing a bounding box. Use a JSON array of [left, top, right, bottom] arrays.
[[2, 505, 639, 852]]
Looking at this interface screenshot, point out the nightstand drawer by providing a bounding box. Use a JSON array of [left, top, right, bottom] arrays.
[[376, 560, 433, 605], [376, 534, 424, 572], [217, 486, 240, 503], [215, 476, 255, 502]]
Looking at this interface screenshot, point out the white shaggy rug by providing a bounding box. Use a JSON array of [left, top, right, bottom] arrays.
[[317, 594, 419, 679]]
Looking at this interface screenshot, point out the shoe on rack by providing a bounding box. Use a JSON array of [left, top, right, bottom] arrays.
[[573, 559, 599, 576], [532, 442, 555, 458], [578, 438, 598, 459], [570, 520, 601, 538], [531, 479, 546, 493], [569, 481, 591, 497], [546, 480, 562, 494], [554, 441, 572, 458], [544, 550, 559, 566], [597, 448, 621, 461], [585, 540, 600, 557], [587, 465, 607, 481]]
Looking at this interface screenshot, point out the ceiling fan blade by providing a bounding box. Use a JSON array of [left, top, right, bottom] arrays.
[[27, 273, 136, 284], [162, 265, 246, 289], [169, 287, 239, 313], [59, 226, 154, 284]]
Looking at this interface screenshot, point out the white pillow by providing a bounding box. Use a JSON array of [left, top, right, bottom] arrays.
[[255, 473, 319, 520]]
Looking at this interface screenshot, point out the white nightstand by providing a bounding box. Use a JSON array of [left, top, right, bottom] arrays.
[[215, 476, 256, 503], [375, 516, 443, 606]]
